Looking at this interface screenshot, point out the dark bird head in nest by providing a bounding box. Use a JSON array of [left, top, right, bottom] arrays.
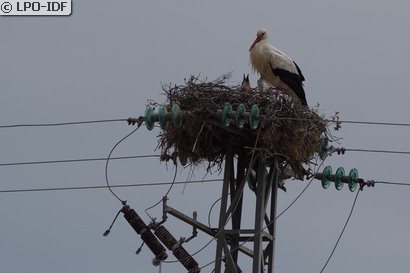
[[241, 74, 252, 92]]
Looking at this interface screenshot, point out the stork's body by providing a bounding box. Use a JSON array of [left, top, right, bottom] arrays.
[[249, 29, 307, 106]]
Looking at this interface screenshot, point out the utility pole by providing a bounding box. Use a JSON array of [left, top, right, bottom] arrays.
[[140, 103, 282, 273], [213, 150, 279, 273]]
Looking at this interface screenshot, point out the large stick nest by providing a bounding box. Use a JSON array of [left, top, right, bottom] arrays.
[[155, 74, 331, 179]]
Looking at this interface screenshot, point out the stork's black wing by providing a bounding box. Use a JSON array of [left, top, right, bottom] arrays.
[[270, 62, 308, 106], [293, 61, 305, 82]]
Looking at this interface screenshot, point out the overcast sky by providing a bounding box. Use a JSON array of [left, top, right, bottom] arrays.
[[1, 1, 410, 272]]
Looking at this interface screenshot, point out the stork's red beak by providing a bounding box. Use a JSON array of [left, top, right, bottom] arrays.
[[249, 36, 261, 51]]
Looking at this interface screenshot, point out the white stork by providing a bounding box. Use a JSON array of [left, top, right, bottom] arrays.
[[249, 29, 307, 106]]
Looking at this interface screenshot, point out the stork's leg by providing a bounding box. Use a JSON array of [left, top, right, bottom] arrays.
[[257, 76, 264, 92]]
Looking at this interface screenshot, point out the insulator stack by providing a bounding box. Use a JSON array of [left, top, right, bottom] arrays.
[[154, 225, 200, 273], [121, 205, 168, 262], [316, 166, 360, 192], [220, 102, 261, 129], [143, 103, 263, 131]]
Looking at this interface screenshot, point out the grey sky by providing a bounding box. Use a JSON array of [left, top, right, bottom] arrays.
[[1, 1, 410, 272]]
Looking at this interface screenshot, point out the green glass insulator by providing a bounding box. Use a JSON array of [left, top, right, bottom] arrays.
[[319, 138, 329, 160], [172, 104, 182, 128], [322, 166, 332, 189], [249, 105, 260, 129], [158, 105, 168, 130], [221, 103, 233, 126], [348, 168, 359, 192], [335, 167, 345, 190], [144, 106, 154, 130], [235, 104, 246, 129]]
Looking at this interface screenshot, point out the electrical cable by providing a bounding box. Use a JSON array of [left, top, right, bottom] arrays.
[[319, 189, 360, 273], [145, 163, 178, 219], [330, 120, 410, 127], [0, 119, 127, 128], [275, 118, 410, 127], [1, 118, 410, 129], [3, 146, 410, 169], [105, 124, 142, 204], [208, 196, 222, 228], [0, 155, 160, 167], [276, 153, 327, 219], [182, 165, 196, 195], [0, 179, 223, 194], [374, 181, 410, 186], [344, 148, 410, 155], [276, 180, 313, 220], [1, 179, 408, 194]]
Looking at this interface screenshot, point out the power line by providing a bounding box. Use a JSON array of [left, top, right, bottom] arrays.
[[1, 179, 407, 195], [276, 156, 326, 219], [0, 155, 160, 167], [320, 189, 360, 273], [345, 148, 410, 155], [276, 180, 312, 219], [105, 125, 143, 203], [331, 147, 410, 156], [1, 117, 410, 129], [0, 118, 127, 128], [332, 120, 410, 127], [0, 179, 222, 194], [145, 163, 178, 219], [2, 146, 410, 169], [271, 117, 410, 127], [374, 181, 410, 186]]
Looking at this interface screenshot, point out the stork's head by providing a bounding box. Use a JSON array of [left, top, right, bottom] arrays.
[[249, 29, 268, 51]]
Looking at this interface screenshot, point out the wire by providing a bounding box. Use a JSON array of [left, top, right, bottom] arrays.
[[105, 124, 142, 204], [332, 120, 410, 127], [0, 155, 160, 167], [344, 148, 410, 155], [276, 117, 410, 127], [319, 189, 360, 273], [276, 180, 313, 219], [0, 119, 127, 128], [3, 146, 410, 168], [145, 163, 178, 219], [276, 152, 328, 219], [374, 181, 410, 186], [208, 197, 222, 228], [258, 117, 410, 127], [1, 117, 410, 129], [1, 179, 407, 194], [0, 179, 223, 193]]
